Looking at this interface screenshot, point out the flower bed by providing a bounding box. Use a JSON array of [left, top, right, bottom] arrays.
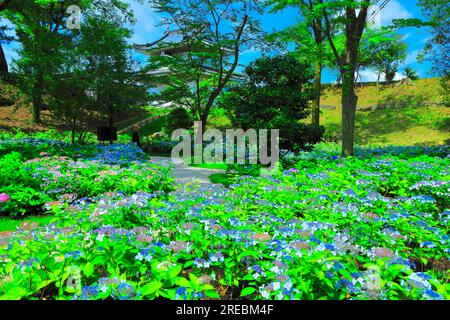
[[0, 141, 448, 300], [0, 139, 174, 217]]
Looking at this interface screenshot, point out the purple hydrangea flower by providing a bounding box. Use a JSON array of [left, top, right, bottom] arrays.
[[0, 193, 10, 203]]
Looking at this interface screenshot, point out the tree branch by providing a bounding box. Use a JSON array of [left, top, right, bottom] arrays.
[[203, 12, 248, 115], [0, 0, 11, 12], [320, 0, 341, 68]]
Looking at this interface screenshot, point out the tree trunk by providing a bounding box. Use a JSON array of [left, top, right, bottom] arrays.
[[71, 116, 77, 144], [376, 71, 381, 91], [200, 112, 208, 132], [0, 44, 8, 77], [311, 61, 322, 126], [32, 103, 41, 124], [320, 1, 369, 157], [341, 66, 358, 157], [108, 103, 114, 144], [32, 73, 44, 124]]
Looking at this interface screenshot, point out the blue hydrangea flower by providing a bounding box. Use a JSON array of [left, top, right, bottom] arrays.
[[175, 287, 187, 300], [80, 285, 98, 300], [65, 250, 82, 260], [116, 282, 135, 300], [209, 252, 224, 263], [422, 289, 444, 300]]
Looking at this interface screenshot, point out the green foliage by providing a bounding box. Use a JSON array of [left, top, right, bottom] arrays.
[[0, 152, 48, 216], [384, 65, 397, 83], [439, 76, 450, 107], [219, 55, 324, 152], [3, 0, 145, 138], [409, 0, 449, 105], [404, 67, 420, 81], [0, 215, 54, 232], [208, 173, 231, 187], [146, 0, 263, 125], [0, 139, 448, 300], [165, 108, 193, 135], [360, 28, 407, 83], [417, 0, 449, 76], [0, 138, 174, 217], [266, 0, 335, 69]]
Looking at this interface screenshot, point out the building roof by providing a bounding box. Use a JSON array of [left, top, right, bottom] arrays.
[[142, 66, 246, 86], [133, 25, 234, 57]]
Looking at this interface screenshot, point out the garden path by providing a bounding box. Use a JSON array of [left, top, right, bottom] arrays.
[[150, 156, 225, 184]]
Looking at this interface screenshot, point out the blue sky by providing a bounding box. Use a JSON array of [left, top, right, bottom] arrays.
[[2, 0, 435, 84]]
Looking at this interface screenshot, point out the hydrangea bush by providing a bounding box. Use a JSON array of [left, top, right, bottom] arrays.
[[0, 139, 173, 217], [0, 136, 448, 300]]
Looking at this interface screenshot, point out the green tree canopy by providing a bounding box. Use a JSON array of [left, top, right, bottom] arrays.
[[359, 28, 407, 85], [219, 54, 324, 152], [146, 0, 264, 129]]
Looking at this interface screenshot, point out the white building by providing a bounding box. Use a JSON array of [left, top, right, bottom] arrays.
[[133, 26, 246, 108]]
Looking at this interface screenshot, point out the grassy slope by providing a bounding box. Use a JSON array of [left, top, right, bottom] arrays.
[[207, 78, 449, 146], [318, 78, 449, 146]]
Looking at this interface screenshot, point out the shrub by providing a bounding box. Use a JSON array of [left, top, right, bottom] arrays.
[[0, 152, 50, 216], [219, 55, 324, 153], [385, 64, 398, 83], [165, 107, 193, 135], [404, 67, 420, 81], [0, 146, 448, 300], [0, 140, 174, 217], [141, 136, 178, 154]]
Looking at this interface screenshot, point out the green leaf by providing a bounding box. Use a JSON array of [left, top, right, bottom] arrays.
[[338, 269, 352, 280], [83, 262, 94, 277], [0, 287, 27, 300], [174, 277, 191, 288], [201, 284, 215, 291], [240, 287, 256, 297], [237, 250, 260, 262], [36, 280, 54, 291], [189, 273, 200, 285], [204, 290, 220, 299], [141, 281, 163, 295], [169, 264, 182, 278]]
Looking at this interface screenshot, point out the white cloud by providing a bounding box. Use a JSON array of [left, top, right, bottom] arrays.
[[368, 1, 413, 28], [358, 69, 403, 82]]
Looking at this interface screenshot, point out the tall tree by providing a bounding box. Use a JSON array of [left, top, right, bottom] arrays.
[[9, 1, 69, 123], [147, 0, 263, 129], [48, 15, 145, 143], [5, 0, 136, 123], [267, 0, 334, 127], [5, 0, 84, 123], [360, 28, 407, 88], [219, 55, 324, 152], [74, 17, 145, 132], [319, 0, 373, 156]]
